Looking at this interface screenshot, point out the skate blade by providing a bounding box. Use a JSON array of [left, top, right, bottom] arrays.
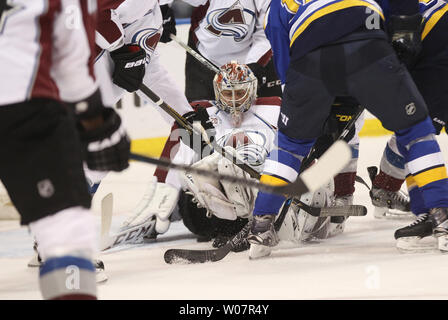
[[435, 235, 448, 253], [396, 237, 438, 253], [249, 243, 272, 260], [27, 255, 41, 268], [96, 270, 108, 283], [374, 207, 413, 220]]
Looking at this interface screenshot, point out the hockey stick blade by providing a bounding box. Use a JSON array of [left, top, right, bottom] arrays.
[[131, 140, 351, 198], [100, 193, 113, 250], [101, 219, 157, 251], [293, 201, 367, 217], [164, 244, 232, 264], [164, 223, 251, 264]]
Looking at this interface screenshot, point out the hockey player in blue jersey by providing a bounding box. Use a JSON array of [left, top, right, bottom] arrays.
[[367, 0, 448, 252], [247, 0, 448, 259]]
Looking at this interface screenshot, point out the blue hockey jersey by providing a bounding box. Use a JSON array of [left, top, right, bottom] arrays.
[[264, 0, 424, 84]]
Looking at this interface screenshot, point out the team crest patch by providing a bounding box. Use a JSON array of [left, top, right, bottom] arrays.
[[132, 28, 161, 59], [209, 115, 221, 126], [205, 0, 255, 42]]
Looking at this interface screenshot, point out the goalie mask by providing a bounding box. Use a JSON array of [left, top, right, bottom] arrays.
[[213, 61, 258, 127]]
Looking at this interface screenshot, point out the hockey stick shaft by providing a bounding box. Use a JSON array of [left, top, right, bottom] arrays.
[[169, 34, 220, 74], [130, 136, 351, 198]]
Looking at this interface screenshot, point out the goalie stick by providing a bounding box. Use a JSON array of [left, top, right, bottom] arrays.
[[100, 193, 157, 251]]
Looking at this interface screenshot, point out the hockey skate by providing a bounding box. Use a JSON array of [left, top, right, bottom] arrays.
[[394, 213, 436, 253], [27, 241, 108, 283], [247, 214, 279, 259], [370, 187, 412, 219], [429, 208, 448, 253], [368, 167, 412, 219]]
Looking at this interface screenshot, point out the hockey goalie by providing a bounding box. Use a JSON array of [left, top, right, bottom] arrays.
[[120, 61, 352, 250]]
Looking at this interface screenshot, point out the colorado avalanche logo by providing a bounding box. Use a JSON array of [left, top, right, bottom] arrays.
[[132, 28, 161, 60], [219, 129, 269, 168], [205, 1, 255, 42]]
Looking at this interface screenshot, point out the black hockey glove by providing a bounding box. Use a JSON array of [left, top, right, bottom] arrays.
[[160, 4, 176, 43], [78, 107, 131, 172], [110, 44, 147, 92], [388, 14, 423, 68], [247, 62, 267, 89], [181, 107, 216, 156]]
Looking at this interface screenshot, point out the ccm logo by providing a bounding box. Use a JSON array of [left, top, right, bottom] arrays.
[[124, 58, 147, 68]]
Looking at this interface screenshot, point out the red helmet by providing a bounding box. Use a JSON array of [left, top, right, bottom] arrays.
[[213, 61, 257, 127]]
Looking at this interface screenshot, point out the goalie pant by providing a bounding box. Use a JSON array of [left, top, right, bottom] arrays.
[[0, 0, 98, 300], [366, 1, 448, 216], [255, 2, 448, 217]]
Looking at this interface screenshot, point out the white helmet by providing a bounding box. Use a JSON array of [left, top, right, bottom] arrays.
[[213, 61, 258, 127]]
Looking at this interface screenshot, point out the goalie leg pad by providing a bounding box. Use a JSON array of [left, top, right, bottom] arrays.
[[121, 179, 179, 235]]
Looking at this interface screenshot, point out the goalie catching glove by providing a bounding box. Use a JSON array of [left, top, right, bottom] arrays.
[[180, 146, 257, 221]]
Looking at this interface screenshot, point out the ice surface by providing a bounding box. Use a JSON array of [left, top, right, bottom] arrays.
[[2, 135, 448, 300]]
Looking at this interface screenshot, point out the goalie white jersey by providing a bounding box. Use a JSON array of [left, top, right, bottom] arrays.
[[183, 0, 272, 67], [155, 96, 281, 187]]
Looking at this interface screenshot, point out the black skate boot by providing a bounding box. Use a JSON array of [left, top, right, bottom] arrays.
[[429, 208, 448, 252], [94, 259, 108, 283], [367, 167, 412, 219], [394, 213, 435, 252], [247, 214, 279, 259]]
